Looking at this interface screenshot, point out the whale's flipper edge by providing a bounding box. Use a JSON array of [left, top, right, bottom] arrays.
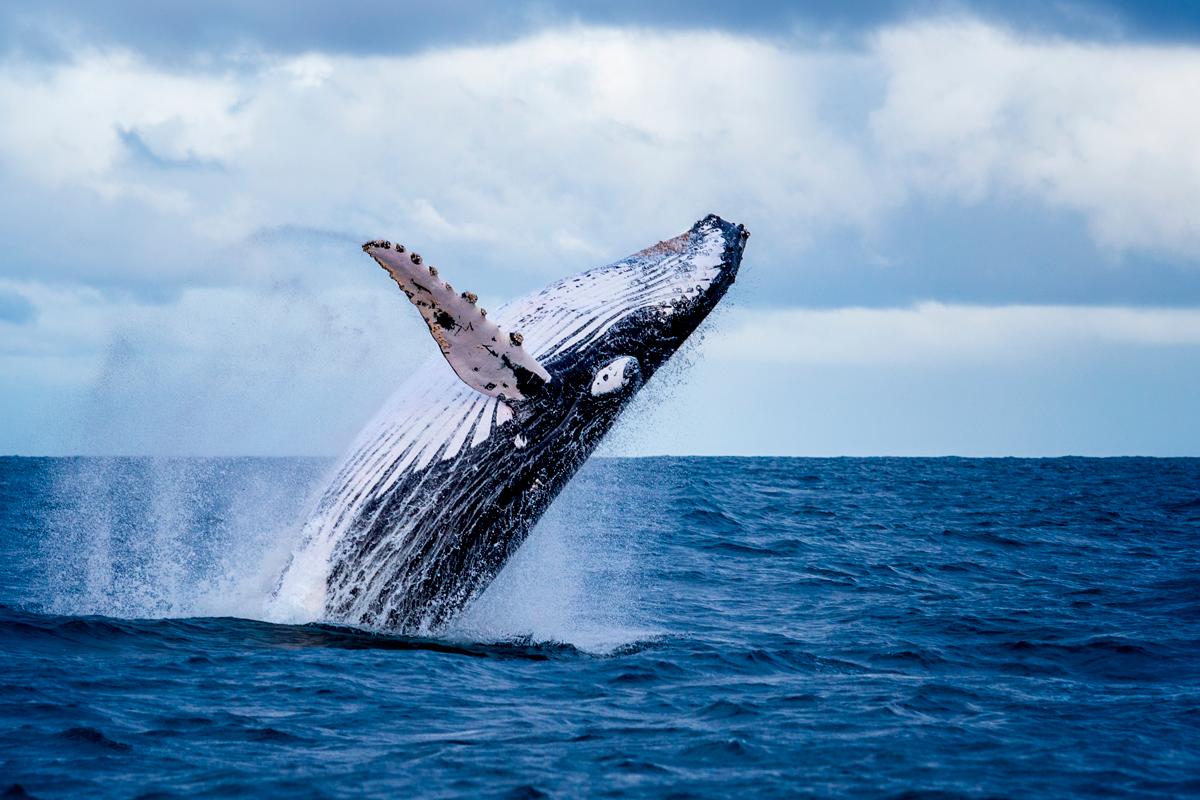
[[362, 241, 552, 401]]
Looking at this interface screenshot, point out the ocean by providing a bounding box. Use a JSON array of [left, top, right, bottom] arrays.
[[1, 456, 1197, 798]]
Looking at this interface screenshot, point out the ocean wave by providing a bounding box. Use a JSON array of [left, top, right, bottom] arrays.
[[1, 456, 1198, 797]]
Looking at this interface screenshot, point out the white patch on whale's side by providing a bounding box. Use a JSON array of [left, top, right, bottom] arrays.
[[590, 356, 639, 396]]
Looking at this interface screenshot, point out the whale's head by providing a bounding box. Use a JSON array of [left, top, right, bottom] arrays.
[[509, 214, 748, 434], [362, 212, 748, 446]]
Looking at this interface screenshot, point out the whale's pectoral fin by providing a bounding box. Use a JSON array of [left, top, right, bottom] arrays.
[[363, 240, 552, 401]]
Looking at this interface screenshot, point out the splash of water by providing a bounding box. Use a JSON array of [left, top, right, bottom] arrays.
[[35, 456, 655, 653], [449, 491, 661, 654], [40, 457, 320, 620]]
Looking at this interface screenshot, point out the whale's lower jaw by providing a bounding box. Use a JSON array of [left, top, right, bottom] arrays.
[[276, 214, 748, 633]]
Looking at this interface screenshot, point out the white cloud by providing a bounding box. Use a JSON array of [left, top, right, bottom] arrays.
[[872, 20, 1200, 257], [1, 19, 1199, 293], [0, 26, 880, 295], [0, 51, 243, 190], [708, 303, 1200, 366]]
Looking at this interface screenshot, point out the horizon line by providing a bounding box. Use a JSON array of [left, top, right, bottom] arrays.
[[2, 453, 1196, 460]]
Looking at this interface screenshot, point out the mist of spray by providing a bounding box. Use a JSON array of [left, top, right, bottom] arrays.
[[32, 238, 668, 649], [37, 453, 659, 652], [40, 457, 323, 620]]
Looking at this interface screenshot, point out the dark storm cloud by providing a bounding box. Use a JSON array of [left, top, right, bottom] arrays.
[[2, 0, 1199, 67]]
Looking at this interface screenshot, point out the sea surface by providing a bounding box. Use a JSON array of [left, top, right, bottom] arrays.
[[0, 456, 1197, 798]]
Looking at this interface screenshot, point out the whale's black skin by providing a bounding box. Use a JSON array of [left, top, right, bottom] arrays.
[[277, 215, 748, 633]]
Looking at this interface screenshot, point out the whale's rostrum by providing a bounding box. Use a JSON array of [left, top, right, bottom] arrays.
[[271, 214, 749, 633]]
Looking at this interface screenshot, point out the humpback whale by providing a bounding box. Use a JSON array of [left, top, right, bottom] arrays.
[[271, 214, 749, 633]]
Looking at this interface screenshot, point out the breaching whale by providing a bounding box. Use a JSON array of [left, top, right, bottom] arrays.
[[271, 214, 749, 633]]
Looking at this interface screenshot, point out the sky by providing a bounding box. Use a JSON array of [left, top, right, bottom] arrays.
[[1, 0, 1199, 457]]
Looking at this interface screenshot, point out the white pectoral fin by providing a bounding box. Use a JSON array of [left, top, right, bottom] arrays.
[[363, 240, 552, 401]]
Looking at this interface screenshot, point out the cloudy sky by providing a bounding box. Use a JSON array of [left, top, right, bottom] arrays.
[[2, 0, 1199, 456]]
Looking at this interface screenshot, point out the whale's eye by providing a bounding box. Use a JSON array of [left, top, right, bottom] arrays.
[[590, 356, 641, 397]]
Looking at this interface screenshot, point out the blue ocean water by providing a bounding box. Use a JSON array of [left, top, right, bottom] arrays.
[[1, 456, 1198, 798]]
